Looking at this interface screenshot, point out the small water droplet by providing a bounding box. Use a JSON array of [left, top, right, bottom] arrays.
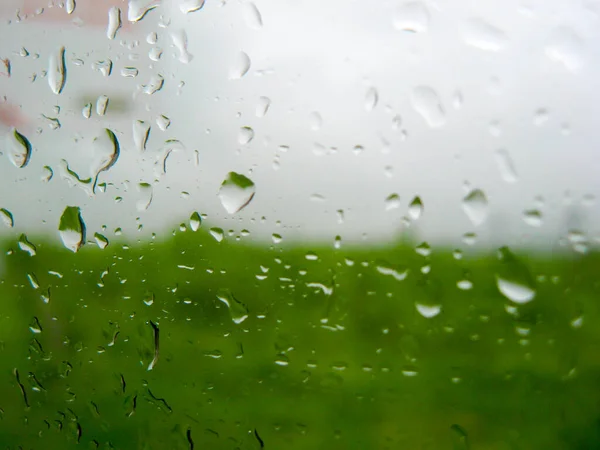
[[216, 289, 249, 324], [128, 0, 161, 22], [210, 227, 224, 242], [82, 103, 92, 119], [190, 212, 202, 231], [143, 74, 164, 95], [179, 0, 205, 14], [0, 208, 14, 228], [408, 196, 423, 220], [523, 209, 542, 227], [107, 7, 122, 40], [463, 18, 508, 51], [48, 46, 66, 95], [91, 129, 120, 194], [385, 193, 401, 210], [533, 108, 549, 126], [230, 52, 251, 79], [243, 2, 263, 30], [238, 126, 255, 145], [5, 128, 32, 168], [133, 120, 151, 151], [415, 241, 431, 257], [457, 280, 473, 290], [393, 2, 430, 33], [496, 247, 536, 304], [365, 87, 378, 111], [256, 96, 271, 117], [59, 206, 86, 253], [462, 188, 488, 226], [415, 303, 441, 318], [218, 172, 256, 214], [94, 233, 109, 249], [171, 29, 193, 64], [156, 114, 171, 130], [494, 149, 518, 183], [96, 95, 109, 116], [136, 183, 153, 211], [309, 111, 322, 131], [411, 86, 445, 127], [18, 234, 36, 256]]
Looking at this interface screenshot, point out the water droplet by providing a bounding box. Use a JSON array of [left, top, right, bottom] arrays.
[[0, 208, 14, 228], [136, 183, 153, 211], [545, 27, 583, 72], [171, 29, 193, 64], [94, 233, 109, 249], [179, 0, 205, 14], [128, 0, 161, 22], [96, 95, 109, 116], [243, 2, 263, 30], [365, 87, 378, 112], [450, 424, 469, 450], [27, 273, 39, 289], [218, 172, 256, 214], [216, 289, 249, 324], [256, 96, 271, 117], [494, 149, 518, 183], [238, 126, 255, 145], [408, 196, 423, 220], [309, 111, 322, 131], [385, 193, 401, 210], [48, 46, 66, 95], [463, 18, 508, 51], [415, 241, 431, 257], [457, 280, 473, 290], [376, 263, 408, 281], [107, 7, 122, 40], [230, 52, 251, 79], [462, 188, 488, 226], [415, 303, 441, 318], [66, 0, 76, 14], [496, 247, 536, 304], [93, 59, 113, 77], [210, 227, 224, 242], [91, 129, 120, 194], [18, 234, 36, 256], [143, 74, 164, 95], [156, 114, 170, 130], [393, 2, 430, 33], [5, 128, 32, 168], [523, 209, 542, 227], [0, 58, 10, 77], [82, 103, 92, 119], [533, 108, 549, 126], [59, 206, 86, 253], [189, 212, 202, 231], [133, 120, 151, 151], [410, 86, 445, 127]]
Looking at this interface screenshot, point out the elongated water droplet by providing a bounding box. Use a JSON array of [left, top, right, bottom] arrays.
[[133, 120, 151, 151], [218, 172, 256, 214], [230, 52, 251, 79], [66, 0, 76, 14], [96, 95, 109, 116], [179, 0, 205, 14], [496, 247, 536, 304], [365, 87, 378, 112], [216, 289, 249, 324], [243, 2, 263, 30], [41, 166, 53, 182], [59, 206, 86, 253], [18, 234, 36, 256], [494, 149, 518, 183], [94, 233, 109, 249], [171, 29, 193, 64], [415, 303, 441, 318], [393, 2, 430, 33], [128, 0, 161, 22], [136, 183, 153, 211], [0, 208, 14, 228], [107, 7, 122, 40], [238, 126, 254, 145], [256, 96, 271, 117], [189, 212, 202, 231], [463, 18, 508, 52], [523, 209, 542, 227], [462, 188, 488, 226], [91, 129, 120, 194], [408, 196, 423, 220], [385, 193, 401, 211], [48, 46, 66, 95], [82, 103, 92, 119], [411, 86, 445, 127], [5, 128, 32, 168]]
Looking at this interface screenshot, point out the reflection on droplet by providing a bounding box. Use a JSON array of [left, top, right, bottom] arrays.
[[365, 87, 378, 112], [256, 96, 271, 117], [415, 303, 441, 318], [385, 193, 401, 211], [59, 206, 86, 253], [408, 196, 423, 220], [216, 289, 249, 324], [523, 209, 542, 227], [189, 212, 202, 231], [94, 233, 109, 249], [171, 29, 193, 64], [136, 183, 153, 211], [133, 120, 151, 151], [238, 126, 255, 145], [128, 0, 161, 22], [494, 149, 518, 183], [91, 129, 120, 194], [243, 2, 263, 30], [462, 188, 488, 226], [107, 7, 122, 40], [411, 86, 445, 127], [218, 172, 256, 214], [230, 52, 251, 79], [393, 2, 430, 33], [5, 128, 32, 168], [463, 18, 508, 51], [179, 0, 205, 14], [496, 246, 536, 304], [48, 46, 66, 95], [0, 208, 14, 228]]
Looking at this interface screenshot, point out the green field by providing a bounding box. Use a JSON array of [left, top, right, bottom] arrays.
[[0, 225, 599, 449]]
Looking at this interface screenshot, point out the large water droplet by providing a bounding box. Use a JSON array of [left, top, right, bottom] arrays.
[[48, 46, 66, 95], [365, 87, 378, 112], [143, 74, 164, 95], [91, 129, 120, 194], [179, 0, 205, 14], [243, 2, 263, 30], [216, 289, 249, 324], [0, 208, 14, 228], [66, 0, 76, 14], [128, 0, 161, 22], [136, 183, 153, 211], [59, 206, 86, 253], [463, 18, 508, 52], [189, 211, 202, 231], [133, 120, 151, 151], [230, 52, 251, 79], [218, 172, 256, 214], [393, 2, 430, 33], [94, 233, 109, 249], [408, 196, 423, 220], [462, 188, 488, 226], [5, 128, 32, 168], [411, 86, 445, 127], [171, 29, 193, 64], [18, 234, 36, 256], [238, 126, 255, 145], [107, 7, 122, 40], [494, 149, 518, 183], [496, 247, 536, 304]]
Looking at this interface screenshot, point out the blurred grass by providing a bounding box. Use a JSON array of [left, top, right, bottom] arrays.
[[0, 227, 599, 449]]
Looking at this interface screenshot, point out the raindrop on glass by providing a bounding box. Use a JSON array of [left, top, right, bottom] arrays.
[[218, 172, 256, 214], [48, 46, 66, 95], [230, 52, 251, 79], [496, 247, 536, 304], [238, 126, 255, 145], [107, 7, 122, 40], [91, 129, 120, 194], [408, 196, 423, 220], [365, 87, 378, 112], [59, 206, 86, 253], [494, 149, 518, 183], [216, 289, 249, 324], [243, 2, 263, 30], [462, 188, 488, 226], [189, 212, 202, 231], [411, 86, 445, 127], [256, 96, 271, 117], [393, 2, 430, 33], [463, 18, 508, 52], [0, 208, 14, 228], [385, 193, 401, 211], [5, 128, 32, 168], [128, 0, 161, 23], [179, 0, 205, 14], [171, 29, 193, 64], [133, 120, 151, 152]]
